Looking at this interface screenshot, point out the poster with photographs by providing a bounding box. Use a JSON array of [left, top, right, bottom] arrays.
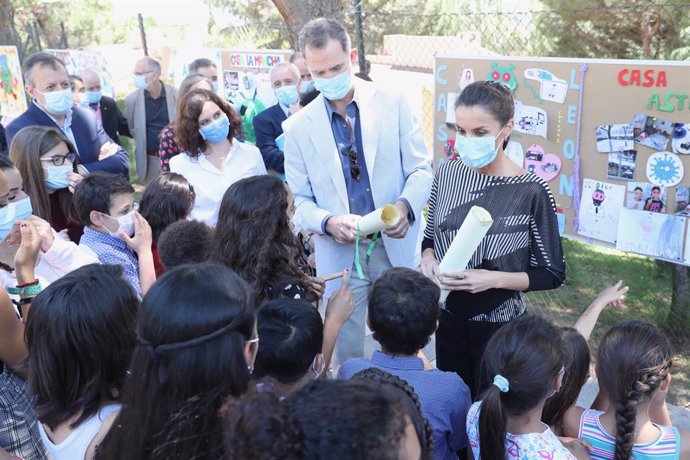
[[685, 224, 690, 264], [672, 123, 690, 154], [596, 124, 634, 153], [625, 182, 666, 212], [616, 210, 685, 261], [676, 186, 689, 215], [631, 113, 674, 151], [577, 179, 626, 244], [607, 150, 636, 181]]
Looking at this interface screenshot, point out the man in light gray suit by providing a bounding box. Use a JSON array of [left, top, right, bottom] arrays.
[[284, 18, 433, 367], [125, 56, 177, 183]]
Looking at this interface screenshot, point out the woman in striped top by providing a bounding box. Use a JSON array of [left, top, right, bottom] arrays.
[[564, 320, 689, 459], [420, 81, 565, 398]]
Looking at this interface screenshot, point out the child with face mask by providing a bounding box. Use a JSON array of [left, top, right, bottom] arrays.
[[73, 172, 155, 296], [9, 126, 85, 242], [420, 80, 565, 399]]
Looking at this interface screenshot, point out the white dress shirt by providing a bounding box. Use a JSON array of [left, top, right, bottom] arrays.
[[169, 139, 267, 226]]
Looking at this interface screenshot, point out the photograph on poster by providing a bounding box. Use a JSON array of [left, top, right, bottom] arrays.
[[596, 124, 634, 153], [672, 123, 690, 154], [631, 113, 674, 151], [607, 150, 636, 181], [616, 210, 685, 261], [675, 186, 690, 215], [577, 179, 626, 244], [625, 182, 666, 212]]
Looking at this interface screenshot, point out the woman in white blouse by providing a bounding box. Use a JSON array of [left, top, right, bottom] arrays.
[[170, 89, 266, 226]]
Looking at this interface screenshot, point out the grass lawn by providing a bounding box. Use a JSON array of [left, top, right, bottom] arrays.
[[526, 238, 690, 409]]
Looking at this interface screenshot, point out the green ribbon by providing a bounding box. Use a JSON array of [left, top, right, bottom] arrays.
[[354, 229, 380, 280]]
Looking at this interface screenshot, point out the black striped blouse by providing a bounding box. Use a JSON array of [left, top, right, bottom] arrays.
[[423, 160, 565, 322]]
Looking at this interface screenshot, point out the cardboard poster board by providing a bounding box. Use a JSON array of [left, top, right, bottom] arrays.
[[46, 49, 115, 97], [433, 56, 690, 265], [0, 46, 28, 119]]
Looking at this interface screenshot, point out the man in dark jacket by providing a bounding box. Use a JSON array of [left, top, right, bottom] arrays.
[[79, 68, 131, 145]]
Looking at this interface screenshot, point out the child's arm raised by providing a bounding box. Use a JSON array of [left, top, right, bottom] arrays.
[[574, 281, 628, 340]]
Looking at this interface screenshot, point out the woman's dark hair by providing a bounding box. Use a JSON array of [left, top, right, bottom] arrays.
[[97, 263, 256, 460], [596, 320, 672, 460], [222, 379, 420, 460], [477, 314, 564, 460], [0, 154, 14, 170], [352, 368, 434, 460], [542, 327, 590, 434], [138, 172, 195, 242], [9, 126, 79, 224], [368, 268, 440, 355], [25, 264, 138, 431], [211, 175, 312, 302], [456, 80, 514, 149], [175, 88, 243, 157]]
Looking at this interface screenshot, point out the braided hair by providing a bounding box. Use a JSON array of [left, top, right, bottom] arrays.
[[596, 320, 672, 460], [352, 368, 435, 459]]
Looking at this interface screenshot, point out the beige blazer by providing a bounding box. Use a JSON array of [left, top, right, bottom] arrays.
[[125, 83, 177, 179]]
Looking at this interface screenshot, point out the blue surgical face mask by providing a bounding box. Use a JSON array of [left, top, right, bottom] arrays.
[[455, 127, 505, 169], [199, 114, 230, 144], [38, 88, 73, 115], [300, 79, 315, 95], [44, 165, 73, 191], [86, 90, 102, 104], [212, 82, 219, 93], [78, 93, 89, 107], [133, 74, 150, 90], [313, 68, 352, 101], [275, 85, 299, 107], [0, 198, 34, 241]]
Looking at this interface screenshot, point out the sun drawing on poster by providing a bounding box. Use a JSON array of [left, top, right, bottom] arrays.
[[647, 152, 683, 187]]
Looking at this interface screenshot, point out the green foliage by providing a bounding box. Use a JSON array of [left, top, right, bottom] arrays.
[[537, 0, 690, 59], [14, 0, 134, 51], [203, 0, 291, 49]]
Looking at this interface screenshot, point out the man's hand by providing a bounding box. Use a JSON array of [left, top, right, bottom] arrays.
[[384, 200, 410, 239], [99, 142, 120, 161], [325, 214, 360, 244]]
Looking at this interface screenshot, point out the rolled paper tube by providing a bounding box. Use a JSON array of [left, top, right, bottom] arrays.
[[357, 204, 401, 235], [438, 206, 494, 304]]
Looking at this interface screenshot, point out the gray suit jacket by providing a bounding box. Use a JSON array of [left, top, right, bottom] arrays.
[[125, 82, 177, 179]]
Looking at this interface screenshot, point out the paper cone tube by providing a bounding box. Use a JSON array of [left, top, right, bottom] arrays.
[[357, 204, 401, 235], [438, 206, 494, 304]]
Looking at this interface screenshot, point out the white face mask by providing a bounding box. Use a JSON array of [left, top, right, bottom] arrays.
[[100, 210, 136, 239]]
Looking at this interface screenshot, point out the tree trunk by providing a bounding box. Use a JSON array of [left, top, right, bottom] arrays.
[[270, 0, 345, 46], [668, 264, 690, 331], [0, 0, 20, 54]]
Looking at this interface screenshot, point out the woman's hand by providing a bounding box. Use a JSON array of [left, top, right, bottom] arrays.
[[14, 221, 42, 284], [419, 250, 442, 284], [68, 172, 84, 193], [440, 269, 499, 294], [26, 215, 55, 253]]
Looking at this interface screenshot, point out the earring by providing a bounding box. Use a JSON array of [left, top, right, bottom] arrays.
[[247, 365, 254, 375]]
